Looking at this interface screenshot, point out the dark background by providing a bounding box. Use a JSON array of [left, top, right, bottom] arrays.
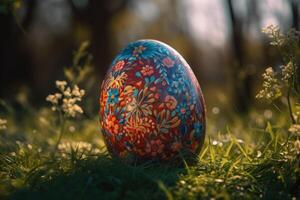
[[0, 0, 299, 114]]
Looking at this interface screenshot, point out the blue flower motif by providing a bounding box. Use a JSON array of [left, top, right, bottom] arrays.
[[193, 122, 203, 139], [167, 65, 190, 94], [107, 89, 119, 105], [175, 102, 191, 121], [114, 40, 168, 61]]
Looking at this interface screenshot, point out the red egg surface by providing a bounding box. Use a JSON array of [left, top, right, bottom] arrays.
[[99, 40, 206, 161]]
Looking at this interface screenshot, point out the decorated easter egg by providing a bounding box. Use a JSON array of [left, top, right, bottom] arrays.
[[99, 40, 206, 162]]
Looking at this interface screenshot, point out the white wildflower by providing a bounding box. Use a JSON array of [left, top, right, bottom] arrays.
[[289, 124, 300, 136], [63, 87, 72, 97], [0, 118, 7, 130], [58, 141, 100, 156], [262, 25, 284, 46], [56, 80, 67, 91], [72, 85, 85, 98], [46, 93, 62, 104], [62, 99, 83, 117], [256, 67, 282, 101], [46, 80, 85, 118], [27, 144, 33, 150], [294, 105, 300, 123], [293, 140, 300, 155], [257, 150, 262, 158], [280, 61, 294, 83]]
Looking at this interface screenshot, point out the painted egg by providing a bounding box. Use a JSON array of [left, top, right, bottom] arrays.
[[99, 40, 206, 162]]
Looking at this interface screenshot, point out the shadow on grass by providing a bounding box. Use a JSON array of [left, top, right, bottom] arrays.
[[9, 155, 185, 200]]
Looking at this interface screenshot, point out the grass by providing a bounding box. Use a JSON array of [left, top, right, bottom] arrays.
[[0, 103, 299, 200]]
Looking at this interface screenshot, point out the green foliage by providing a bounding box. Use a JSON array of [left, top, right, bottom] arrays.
[[64, 41, 93, 85], [0, 118, 299, 200], [258, 25, 300, 125], [0, 39, 299, 200]]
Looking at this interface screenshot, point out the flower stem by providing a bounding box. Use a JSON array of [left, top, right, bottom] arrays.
[[287, 87, 296, 124], [54, 111, 65, 153]]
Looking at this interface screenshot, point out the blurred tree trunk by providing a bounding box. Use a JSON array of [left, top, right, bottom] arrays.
[[291, 0, 299, 30], [70, 0, 130, 79], [0, 0, 36, 98], [226, 0, 251, 113]]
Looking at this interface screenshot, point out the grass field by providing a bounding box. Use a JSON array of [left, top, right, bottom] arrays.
[[0, 30, 300, 199], [0, 103, 299, 200]]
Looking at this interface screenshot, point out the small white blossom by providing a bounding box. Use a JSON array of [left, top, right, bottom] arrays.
[[63, 87, 72, 97], [256, 67, 282, 101], [56, 80, 67, 91], [72, 85, 85, 98], [0, 118, 7, 130], [262, 25, 284, 46], [289, 124, 300, 136], [46, 93, 62, 104], [257, 150, 262, 158], [58, 141, 101, 158], [46, 80, 85, 118], [293, 106, 300, 123], [293, 140, 300, 155], [280, 61, 294, 83]]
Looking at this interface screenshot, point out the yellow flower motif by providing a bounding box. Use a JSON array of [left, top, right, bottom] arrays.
[[106, 72, 128, 89]]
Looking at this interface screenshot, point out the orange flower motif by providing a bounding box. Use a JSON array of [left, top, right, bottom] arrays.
[[141, 65, 154, 76], [171, 141, 182, 152], [105, 115, 120, 134], [150, 139, 164, 157], [165, 95, 178, 110], [113, 60, 125, 71], [99, 91, 108, 113], [163, 57, 175, 68]]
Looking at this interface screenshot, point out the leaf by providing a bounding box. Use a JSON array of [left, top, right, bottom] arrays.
[[199, 146, 208, 161], [233, 137, 252, 162], [135, 72, 142, 78], [224, 140, 234, 158], [170, 118, 181, 128], [208, 138, 216, 163], [150, 76, 155, 82], [265, 122, 274, 141], [158, 181, 174, 200]]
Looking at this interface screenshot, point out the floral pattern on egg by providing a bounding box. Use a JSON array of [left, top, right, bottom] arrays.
[[99, 40, 206, 161]]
